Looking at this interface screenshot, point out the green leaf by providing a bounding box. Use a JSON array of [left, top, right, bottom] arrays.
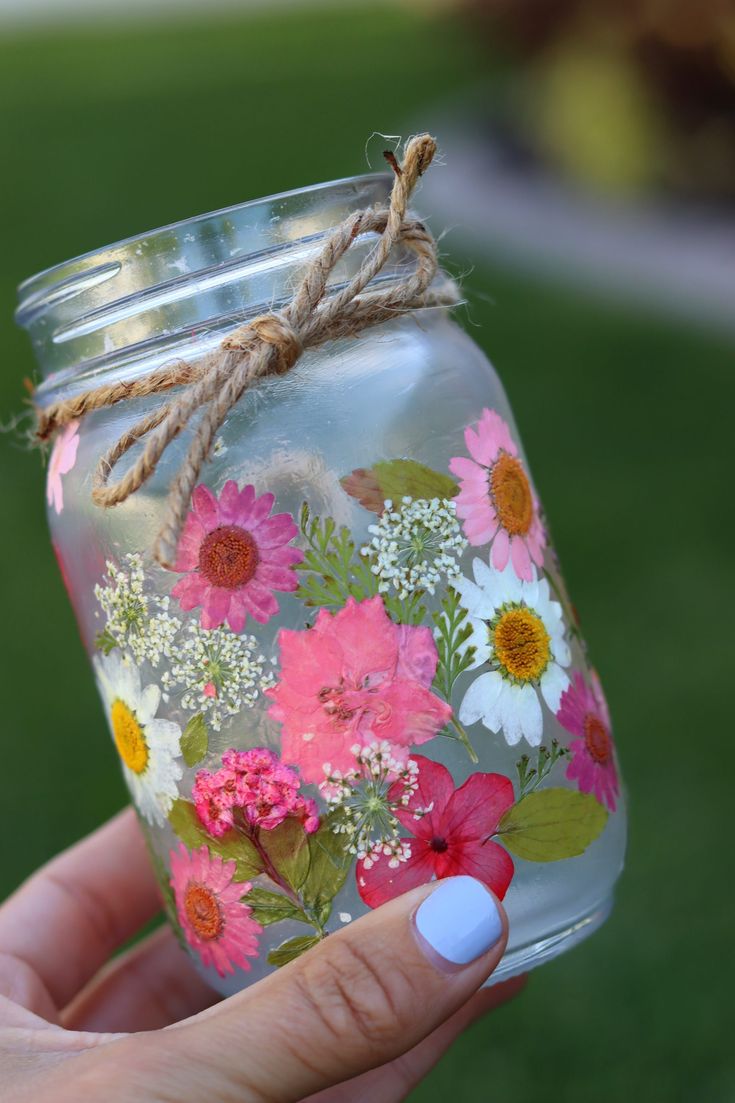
[[432, 587, 476, 701], [497, 788, 608, 862], [167, 799, 262, 880], [341, 459, 458, 514], [295, 507, 378, 610], [300, 812, 352, 919], [245, 887, 311, 927], [95, 627, 117, 654], [180, 713, 209, 768], [259, 817, 312, 892], [267, 933, 322, 967]]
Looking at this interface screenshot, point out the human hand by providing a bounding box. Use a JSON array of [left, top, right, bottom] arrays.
[[0, 808, 524, 1102]]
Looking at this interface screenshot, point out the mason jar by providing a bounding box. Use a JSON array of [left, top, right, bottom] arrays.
[[16, 170, 626, 996]]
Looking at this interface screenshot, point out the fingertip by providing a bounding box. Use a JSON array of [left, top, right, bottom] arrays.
[[413, 877, 507, 971]]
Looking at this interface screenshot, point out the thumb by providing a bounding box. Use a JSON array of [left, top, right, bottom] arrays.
[[137, 876, 508, 1102]]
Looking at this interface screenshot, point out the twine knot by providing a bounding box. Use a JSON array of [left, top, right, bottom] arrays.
[[223, 313, 304, 376], [34, 134, 459, 568]]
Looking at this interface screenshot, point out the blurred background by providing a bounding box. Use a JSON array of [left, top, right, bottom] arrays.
[[1, 1, 733, 1100]]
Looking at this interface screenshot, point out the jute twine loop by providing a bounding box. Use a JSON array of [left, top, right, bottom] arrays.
[[34, 134, 459, 568]]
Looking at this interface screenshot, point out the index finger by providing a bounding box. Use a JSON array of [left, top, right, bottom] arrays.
[[0, 808, 162, 1011]]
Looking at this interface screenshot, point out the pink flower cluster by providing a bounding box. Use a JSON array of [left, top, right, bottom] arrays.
[[193, 748, 319, 837]]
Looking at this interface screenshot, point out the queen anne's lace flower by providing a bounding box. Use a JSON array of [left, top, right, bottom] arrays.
[[361, 496, 467, 600], [161, 623, 275, 731], [320, 741, 419, 869], [95, 553, 180, 666]]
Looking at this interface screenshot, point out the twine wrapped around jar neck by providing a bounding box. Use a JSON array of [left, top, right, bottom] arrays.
[[34, 134, 460, 569]]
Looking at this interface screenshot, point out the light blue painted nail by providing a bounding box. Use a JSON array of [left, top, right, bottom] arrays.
[[415, 877, 503, 966]]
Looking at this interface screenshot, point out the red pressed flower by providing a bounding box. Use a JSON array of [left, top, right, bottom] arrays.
[[356, 755, 516, 908]]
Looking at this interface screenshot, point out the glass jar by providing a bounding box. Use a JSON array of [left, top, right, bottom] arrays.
[[16, 172, 625, 996]]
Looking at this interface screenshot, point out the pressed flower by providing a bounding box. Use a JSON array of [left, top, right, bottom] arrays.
[[449, 408, 546, 581], [95, 553, 180, 666], [456, 558, 571, 747], [169, 845, 262, 976], [46, 420, 80, 515], [192, 748, 319, 838], [169, 481, 303, 633], [558, 671, 619, 812], [266, 595, 453, 784], [320, 740, 419, 866], [360, 496, 467, 599], [161, 623, 275, 731], [356, 755, 515, 908], [94, 650, 183, 826]]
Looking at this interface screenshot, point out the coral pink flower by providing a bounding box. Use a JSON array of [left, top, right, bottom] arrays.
[[558, 671, 619, 812], [449, 408, 546, 581], [46, 420, 80, 514], [266, 597, 453, 784], [356, 755, 515, 908], [169, 481, 303, 633], [169, 844, 262, 976], [193, 747, 319, 837]]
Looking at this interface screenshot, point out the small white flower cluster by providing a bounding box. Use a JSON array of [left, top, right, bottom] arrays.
[[361, 497, 467, 599], [94, 553, 180, 667], [320, 741, 419, 868], [161, 623, 275, 731]]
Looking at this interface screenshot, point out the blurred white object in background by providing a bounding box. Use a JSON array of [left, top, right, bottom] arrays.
[[0, 0, 373, 27], [423, 126, 735, 339]]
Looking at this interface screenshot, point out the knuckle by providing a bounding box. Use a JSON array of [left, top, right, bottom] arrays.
[[293, 934, 410, 1053]]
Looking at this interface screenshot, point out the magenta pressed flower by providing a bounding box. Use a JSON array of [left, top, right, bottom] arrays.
[[169, 481, 303, 633], [169, 844, 262, 976], [46, 420, 80, 515], [558, 671, 619, 812], [192, 747, 319, 837], [356, 755, 515, 908], [449, 408, 546, 581], [266, 596, 453, 784]]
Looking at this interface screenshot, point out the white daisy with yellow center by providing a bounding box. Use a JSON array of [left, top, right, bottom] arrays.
[[455, 558, 571, 747], [94, 650, 183, 825]]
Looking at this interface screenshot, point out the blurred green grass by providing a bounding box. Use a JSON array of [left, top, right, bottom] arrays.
[[0, 6, 732, 1101]]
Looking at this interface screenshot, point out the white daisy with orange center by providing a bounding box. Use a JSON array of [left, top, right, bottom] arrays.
[[94, 650, 183, 825], [455, 558, 571, 746]]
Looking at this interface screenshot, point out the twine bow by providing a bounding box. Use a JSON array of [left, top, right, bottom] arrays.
[[35, 134, 459, 568]]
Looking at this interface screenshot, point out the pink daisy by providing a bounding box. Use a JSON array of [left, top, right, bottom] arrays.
[[46, 420, 80, 515], [169, 481, 303, 632], [449, 408, 546, 581], [266, 596, 453, 784], [558, 671, 619, 812], [356, 755, 515, 909], [169, 844, 262, 976]]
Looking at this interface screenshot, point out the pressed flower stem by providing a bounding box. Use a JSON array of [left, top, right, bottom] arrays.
[[249, 828, 303, 907], [240, 821, 325, 937], [450, 715, 479, 764]]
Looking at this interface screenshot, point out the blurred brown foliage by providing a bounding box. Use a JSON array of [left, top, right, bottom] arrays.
[[461, 0, 735, 200]]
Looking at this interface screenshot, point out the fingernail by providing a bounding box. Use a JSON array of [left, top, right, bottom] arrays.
[[415, 876, 504, 966]]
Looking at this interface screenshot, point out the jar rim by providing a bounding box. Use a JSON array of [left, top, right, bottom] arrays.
[[16, 171, 392, 321], [18, 171, 416, 395]]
